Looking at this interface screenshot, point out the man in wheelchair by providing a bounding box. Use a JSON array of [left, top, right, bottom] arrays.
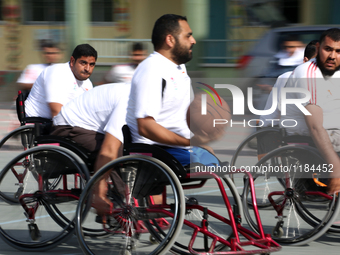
[[278, 28, 340, 194], [257, 40, 318, 159], [52, 82, 130, 213], [126, 14, 222, 169], [25, 44, 97, 119]]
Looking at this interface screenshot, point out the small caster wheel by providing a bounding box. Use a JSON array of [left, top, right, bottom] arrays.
[[149, 235, 158, 244], [28, 223, 41, 241], [272, 227, 283, 238]]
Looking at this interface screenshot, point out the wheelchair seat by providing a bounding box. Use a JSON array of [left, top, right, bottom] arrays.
[[256, 127, 317, 159], [122, 124, 228, 187], [122, 125, 188, 179], [16, 90, 52, 127], [34, 134, 97, 173]]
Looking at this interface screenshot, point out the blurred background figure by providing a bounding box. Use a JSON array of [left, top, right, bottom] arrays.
[[100, 42, 147, 84], [17, 40, 62, 91], [255, 35, 305, 108], [274, 35, 305, 67]]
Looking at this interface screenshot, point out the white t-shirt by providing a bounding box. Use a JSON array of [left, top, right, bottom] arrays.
[[104, 64, 136, 83], [17, 64, 49, 84], [261, 71, 292, 127], [25, 62, 93, 119], [126, 51, 192, 148], [275, 47, 304, 66], [54, 83, 129, 143], [280, 59, 340, 136]]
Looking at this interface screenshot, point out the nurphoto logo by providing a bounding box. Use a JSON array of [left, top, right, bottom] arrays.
[[199, 83, 311, 128]]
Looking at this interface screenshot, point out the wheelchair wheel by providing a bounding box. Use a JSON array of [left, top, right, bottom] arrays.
[[0, 125, 35, 204], [76, 155, 185, 255], [0, 145, 90, 251], [230, 127, 282, 205], [243, 145, 340, 245], [243, 171, 285, 209]]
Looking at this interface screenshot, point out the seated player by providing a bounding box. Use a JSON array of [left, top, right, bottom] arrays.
[[256, 40, 318, 160], [25, 44, 97, 119], [280, 28, 340, 194], [126, 14, 225, 168], [52, 83, 130, 213]]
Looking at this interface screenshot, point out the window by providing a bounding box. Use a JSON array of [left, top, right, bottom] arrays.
[[22, 0, 117, 24], [91, 0, 114, 22], [23, 0, 65, 23]]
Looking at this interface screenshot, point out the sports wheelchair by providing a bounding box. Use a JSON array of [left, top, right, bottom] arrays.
[[74, 125, 281, 255], [0, 138, 97, 251], [0, 90, 51, 203], [230, 127, 340, 245], [0, 90, 100, 251]]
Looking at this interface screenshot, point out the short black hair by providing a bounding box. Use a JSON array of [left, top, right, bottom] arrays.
[[151, 14, 187, 51], [72, 44, 97, 61], [283, 34, 300, 42], [319, 28, 340, 44], [132, 42, 144, 52], [40, 39, 59, 50], [304, 40, 318, 60]]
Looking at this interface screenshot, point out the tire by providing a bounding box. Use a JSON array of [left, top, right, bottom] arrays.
[[242, 145, 340, 245], [0, 145, 90, 251], [0, 125, 35, 204], [76, 155, 185, 255], [230, 127, 282, 206]]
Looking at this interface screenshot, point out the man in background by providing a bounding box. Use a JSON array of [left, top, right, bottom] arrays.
[[275, 35, 305, 67], [101, 42, 147, 84], [279, 28, 340, 194], [260, 40, 318, 127], [17, 40, 62, 90]]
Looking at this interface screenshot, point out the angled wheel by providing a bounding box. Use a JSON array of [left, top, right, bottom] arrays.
[[0, 145, 90, 251], [0, 125, 35, 204], [243, 145, 340, 245], [230, 127, 282, 206], [76, 155, 185, 255]]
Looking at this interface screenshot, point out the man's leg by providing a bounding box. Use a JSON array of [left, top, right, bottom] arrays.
[[51, 125, 105, 154]]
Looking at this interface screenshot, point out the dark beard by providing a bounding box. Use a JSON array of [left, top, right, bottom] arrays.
[[316, 54, 340, 76], [171, 40, 193, 65]]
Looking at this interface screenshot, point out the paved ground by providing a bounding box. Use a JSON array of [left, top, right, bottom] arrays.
[[0, 102, 340, 254], [0, 102, 19, 141]]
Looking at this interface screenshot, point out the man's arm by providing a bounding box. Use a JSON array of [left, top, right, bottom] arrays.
[[49, 102, 63, 117], [93, 132, 122, 214], [304, 104, 340, 194], [94, 132, 122, 171], [18, 83, 34, 90], [137, 117, 223, 146], [138, 117, 190, 146]]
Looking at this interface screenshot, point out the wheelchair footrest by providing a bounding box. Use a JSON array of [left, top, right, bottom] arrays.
[[28, 223, 41, 241], [44, 189, 82, 203]]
